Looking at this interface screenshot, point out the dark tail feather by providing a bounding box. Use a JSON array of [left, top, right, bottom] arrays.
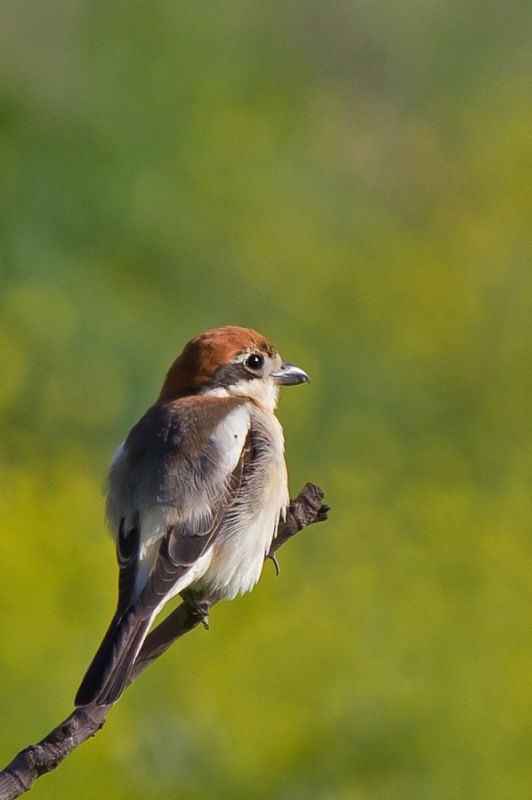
[[75, 610, 151, 707]]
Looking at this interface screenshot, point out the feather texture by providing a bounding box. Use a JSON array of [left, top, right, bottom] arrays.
[[76, 326, 297, 707], [76, 395, 287, 706]]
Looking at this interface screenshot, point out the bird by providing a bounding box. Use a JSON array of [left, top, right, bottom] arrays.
[[75, 325, 310, 707]]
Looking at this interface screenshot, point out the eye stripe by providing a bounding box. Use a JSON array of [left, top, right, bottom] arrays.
[[208, 362, 259, 389]]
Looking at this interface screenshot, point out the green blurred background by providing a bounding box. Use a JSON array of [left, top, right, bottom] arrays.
[[1, 2, 532, 798]]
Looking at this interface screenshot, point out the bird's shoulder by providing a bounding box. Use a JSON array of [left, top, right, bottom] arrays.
[[106, 395, 253, 535], [108, 395, 252, 500], [124, 394, 250, 455]]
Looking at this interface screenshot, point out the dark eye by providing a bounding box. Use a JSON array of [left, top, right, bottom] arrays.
[[246, 353, 264, 370]]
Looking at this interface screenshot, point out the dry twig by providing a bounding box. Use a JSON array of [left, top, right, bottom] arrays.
[[0, 483, 329, 800]]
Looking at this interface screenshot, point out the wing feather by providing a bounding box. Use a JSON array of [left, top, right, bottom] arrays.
[[116, 520, 140, 614], [76, 403, 255, 707], [135, 430, 253, 617]]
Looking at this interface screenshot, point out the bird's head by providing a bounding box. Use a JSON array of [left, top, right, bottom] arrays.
[[158, 326, 309, 410]]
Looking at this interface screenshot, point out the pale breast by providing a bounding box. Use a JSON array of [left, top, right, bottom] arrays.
[[195, 406, 289, 599], [106, 399, 253, 599]]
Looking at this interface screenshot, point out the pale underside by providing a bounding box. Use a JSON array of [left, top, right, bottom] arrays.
[[106, 386, 288, 613]]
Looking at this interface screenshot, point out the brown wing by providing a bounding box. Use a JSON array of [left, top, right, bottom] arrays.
[[116, 520, 141, 615], [75, 431, 254, 707], [135, 430, 253, 617]]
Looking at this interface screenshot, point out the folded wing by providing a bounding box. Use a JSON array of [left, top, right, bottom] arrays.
[[75, 398, 253, 706]]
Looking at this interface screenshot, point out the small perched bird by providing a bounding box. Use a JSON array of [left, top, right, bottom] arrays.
[[75, 326, 310, 707]]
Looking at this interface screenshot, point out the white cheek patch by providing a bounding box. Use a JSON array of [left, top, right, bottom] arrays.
[[222, 378, 279, 412], [204, 378, 279, 413]]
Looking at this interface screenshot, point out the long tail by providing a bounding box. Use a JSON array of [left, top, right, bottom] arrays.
[[75, 610, 152, 706]]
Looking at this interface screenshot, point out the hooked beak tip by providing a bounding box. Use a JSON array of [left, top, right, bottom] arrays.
[[271, 363, 310, 386]]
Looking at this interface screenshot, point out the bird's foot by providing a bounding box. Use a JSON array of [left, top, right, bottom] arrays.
[[290, 483, 330, 530], [181, 594, 211, 630], [268, 552, 281, 576]]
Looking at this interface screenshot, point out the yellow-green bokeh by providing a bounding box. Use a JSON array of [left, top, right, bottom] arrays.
[[1, 2, 532, 798]]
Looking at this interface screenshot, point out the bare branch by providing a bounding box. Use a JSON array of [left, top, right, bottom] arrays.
[[0, 484, 329, 800]]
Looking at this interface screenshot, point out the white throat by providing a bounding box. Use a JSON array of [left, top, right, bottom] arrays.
[[204, 378, 280, 413]]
